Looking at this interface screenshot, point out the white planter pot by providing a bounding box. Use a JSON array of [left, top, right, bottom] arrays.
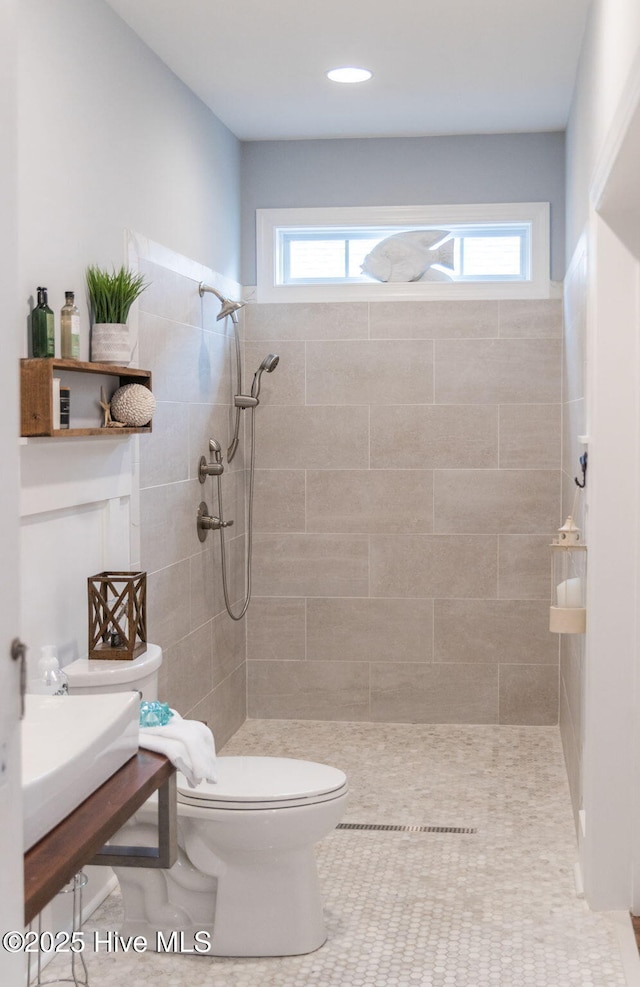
[[91, 323, 130, 365]]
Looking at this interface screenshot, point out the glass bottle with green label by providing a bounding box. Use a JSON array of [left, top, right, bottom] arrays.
[[31, 287, 55, 357], [60, 290, 80, 359]]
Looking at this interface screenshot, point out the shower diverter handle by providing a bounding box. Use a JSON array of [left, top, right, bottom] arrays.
[[197, 501, 234, 541]]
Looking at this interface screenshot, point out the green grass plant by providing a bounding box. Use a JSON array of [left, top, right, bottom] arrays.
[[86, 265, 149, 324]]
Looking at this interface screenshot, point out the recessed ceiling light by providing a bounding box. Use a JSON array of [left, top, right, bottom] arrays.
[[326, 67, 372, 84]]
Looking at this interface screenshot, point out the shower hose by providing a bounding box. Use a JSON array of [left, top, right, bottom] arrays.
[[215, 404, 257, 621]]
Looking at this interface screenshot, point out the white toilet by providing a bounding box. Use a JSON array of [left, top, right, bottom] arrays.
[[64, 646, 348, 957]]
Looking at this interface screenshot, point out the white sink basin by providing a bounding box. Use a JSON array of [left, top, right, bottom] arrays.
[[22, 692, 140, 851]]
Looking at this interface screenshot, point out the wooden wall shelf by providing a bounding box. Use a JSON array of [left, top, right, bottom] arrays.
[[20, 358, 153, 437]]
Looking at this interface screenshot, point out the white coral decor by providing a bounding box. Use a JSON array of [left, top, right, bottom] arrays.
[[110, 383, 156, 427]]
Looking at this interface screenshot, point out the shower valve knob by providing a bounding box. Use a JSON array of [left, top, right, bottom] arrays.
[[197, 501, 234, 541]]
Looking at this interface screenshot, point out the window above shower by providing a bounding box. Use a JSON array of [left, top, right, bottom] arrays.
[[256, 203, 552, 303]]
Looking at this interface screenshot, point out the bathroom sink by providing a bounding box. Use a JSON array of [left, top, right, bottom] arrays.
[[22, 692, 140, 851]]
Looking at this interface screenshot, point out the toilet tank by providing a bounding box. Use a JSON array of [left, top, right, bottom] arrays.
[[64, 644, 162, 701]]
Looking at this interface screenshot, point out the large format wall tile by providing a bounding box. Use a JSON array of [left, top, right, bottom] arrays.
[[434, 600, 558, 664], [370, 662, 499, 723], [244, 301, 369, 341], [370, 535, 498, 598], [435, 338, 562, 404], [371, 405, 498, 469], [248, 660, 370, 720], [136, 255, 247, 738], [139, 401, 189, 488], [211, 609, 246, 686], [238, 296, 564, 729], [246, 597, 306, 661], [499, 405, 561, 469], [560, 682, 582, 827], [191, 664, 246, 747], [190, 547, 222, 629], [161, 623, 213, 715], [306, 340, 433, 405], [140, 479, 202, 573], [499, 299, 563, 338], [370, 300, 499, 339], [188, 402, 237, 480], [499, 664, 559, 725], [256, 405, 370, 469], [562, 396, 586, 478], [560, 642, 583, 745], [253, 470, 306, 533], [147, 560, 191, 653], [244, 340, 305, 406], [306, 598, 434, 662], [498, 535, 552, 599], [306, 469, 433, 534], [139, 313, 232, 406], [434, 470, 559, 533], [253, 533, 370, 597], [139, 260, 202, 328]]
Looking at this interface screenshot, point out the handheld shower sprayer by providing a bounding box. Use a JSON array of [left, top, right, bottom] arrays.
[[250, 353, 280, 401]]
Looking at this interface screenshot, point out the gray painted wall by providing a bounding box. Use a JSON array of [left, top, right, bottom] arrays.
[[241, 132, 565, 284]]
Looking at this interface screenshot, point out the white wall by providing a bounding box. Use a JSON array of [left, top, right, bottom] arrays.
[[18, 0, 241, 670], [0, 1, 27, 982], [565, 0, 640, 909], [566, 0, 640, 259], [19, 0, 240, 359]]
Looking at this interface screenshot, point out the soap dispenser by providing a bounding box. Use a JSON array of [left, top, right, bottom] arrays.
[[30, 645, 69, 696]]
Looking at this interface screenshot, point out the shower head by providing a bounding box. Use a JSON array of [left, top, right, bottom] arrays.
[[259, 353, 280, 374], [250, 353, 279, 400], [198, 282, 245, 323]]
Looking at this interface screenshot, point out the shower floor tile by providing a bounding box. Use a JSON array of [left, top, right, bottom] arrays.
[[49, 721, 632, 986]]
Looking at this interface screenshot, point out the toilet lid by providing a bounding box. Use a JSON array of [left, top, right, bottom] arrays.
[[176, 756, 348, 810]]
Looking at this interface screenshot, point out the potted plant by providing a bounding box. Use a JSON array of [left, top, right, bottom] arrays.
[[86, 265, 149, 365]]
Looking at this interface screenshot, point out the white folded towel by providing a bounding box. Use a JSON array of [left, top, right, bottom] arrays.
[[139, 710, 217, 788]]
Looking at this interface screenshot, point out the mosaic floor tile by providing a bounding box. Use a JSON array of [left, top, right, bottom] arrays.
[[40, 721, 629, 986]]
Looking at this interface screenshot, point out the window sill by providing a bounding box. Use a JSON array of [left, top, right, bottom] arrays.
[[252, 279, 561, 304]]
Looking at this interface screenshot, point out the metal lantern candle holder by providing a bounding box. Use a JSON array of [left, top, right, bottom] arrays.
[[88, 570, 147, 660], [549, 517, 587, 634]]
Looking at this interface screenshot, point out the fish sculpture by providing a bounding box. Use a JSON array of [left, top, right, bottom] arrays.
[[361, 229, 455, 283]]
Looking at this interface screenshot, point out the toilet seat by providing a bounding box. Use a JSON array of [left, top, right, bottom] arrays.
[[176, 756, 348, 810]]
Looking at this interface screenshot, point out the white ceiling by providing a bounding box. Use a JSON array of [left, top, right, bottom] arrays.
[[104, 0, 591, 141]]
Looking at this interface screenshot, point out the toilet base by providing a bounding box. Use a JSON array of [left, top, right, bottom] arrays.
[[203, 848, 327, 957], [112, 795, 348, 957], [116, 845, 328, 957]]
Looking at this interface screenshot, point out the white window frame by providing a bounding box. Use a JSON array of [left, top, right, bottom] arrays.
[[256, 203, 552, 302]]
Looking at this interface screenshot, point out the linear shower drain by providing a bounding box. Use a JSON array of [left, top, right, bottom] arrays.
[[336, 822, 477, 834]]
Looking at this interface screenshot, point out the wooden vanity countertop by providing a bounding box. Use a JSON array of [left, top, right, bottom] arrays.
[[24, 749, 174, 924]]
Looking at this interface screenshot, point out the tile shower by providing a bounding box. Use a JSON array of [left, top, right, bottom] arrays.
[[245, 297, 563, 726], [136, 256, 248, 748], [134, 250, 563, 735]]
